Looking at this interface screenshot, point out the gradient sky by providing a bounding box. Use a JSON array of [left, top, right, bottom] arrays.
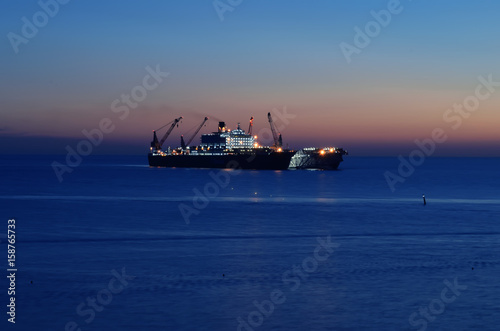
[[1, 0, 500, 156]]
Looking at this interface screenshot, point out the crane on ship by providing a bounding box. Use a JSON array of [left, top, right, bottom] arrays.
[[151, 116, 183, 151], [248, 117, 254, 135], [181, 117, 209, 149], [267, 112, 282, 149]]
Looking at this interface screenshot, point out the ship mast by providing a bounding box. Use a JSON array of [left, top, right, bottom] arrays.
[[248, 116, 254, 135]]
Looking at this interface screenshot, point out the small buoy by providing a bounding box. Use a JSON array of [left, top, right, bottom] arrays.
[[30, 281, 33, 284], [423, 194, 426, 206], [472, 267, 474, 270], [222, 274, 225, 277]]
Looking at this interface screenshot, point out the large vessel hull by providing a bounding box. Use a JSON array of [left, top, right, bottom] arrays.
[[148, 152, 294, 170]]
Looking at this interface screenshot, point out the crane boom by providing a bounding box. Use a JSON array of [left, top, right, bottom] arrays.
[[248, 117, 254, 135], [267, 112, 282, 148], [152, 116, 183, 150], [185, 117, 209, 147]]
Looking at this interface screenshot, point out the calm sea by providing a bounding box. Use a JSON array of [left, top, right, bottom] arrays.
[[1, 155, 499, 330]]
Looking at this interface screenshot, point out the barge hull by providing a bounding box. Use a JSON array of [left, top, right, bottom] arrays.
[[289, 150, 344, 170]]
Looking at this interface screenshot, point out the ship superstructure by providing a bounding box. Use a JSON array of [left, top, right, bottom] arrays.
[[196, 122, 255, 152]]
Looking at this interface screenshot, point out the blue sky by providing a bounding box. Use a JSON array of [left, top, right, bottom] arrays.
[[1, 0, 500, 155]]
